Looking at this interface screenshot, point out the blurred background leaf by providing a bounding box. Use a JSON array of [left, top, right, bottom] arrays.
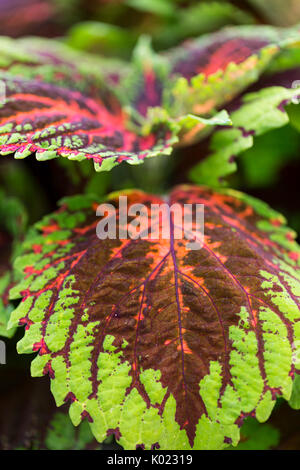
[[229, 417, 280, 450]]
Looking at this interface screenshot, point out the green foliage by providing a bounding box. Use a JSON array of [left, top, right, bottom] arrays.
[[45, 413, 100, 450], [248, 0, 300, 26], [289, 374, 300, 409], [0, 190, 27, 338], [0, 272, 15, 338], [0, 190, 27, 242], [190, 86, 300, 186], [66, 22, 137, 58], [239, 125, 300, 188], [230, 417, 280, 450]]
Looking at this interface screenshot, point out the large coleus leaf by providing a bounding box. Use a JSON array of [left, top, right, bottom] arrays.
[[9, 185, 300, 450], [0, 71, 178, 171]]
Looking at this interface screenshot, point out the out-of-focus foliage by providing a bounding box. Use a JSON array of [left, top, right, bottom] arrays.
[[66, 1, 256, 56], [248, 0, 300, 27], [0, 190, 27, 338], [289, 374, 300, 410], [1, 1, 300, 54], [229, 417, 280, 450], [239, 125, 300, 188], [44, 413, 101, 450]]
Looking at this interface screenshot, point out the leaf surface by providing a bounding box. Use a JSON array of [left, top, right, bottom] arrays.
[[9, 186, 300, 449], [119, 25, 300, 147], [164, 25, 300, 119], [0, 73, 177, 171], [0, 36, 116, 94]]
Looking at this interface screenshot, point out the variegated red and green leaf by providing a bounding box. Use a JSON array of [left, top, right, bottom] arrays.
[[188, 34, 300, 186], [0, 36, 129, 93], [167, 25, 297, 80], [9, 186, 300, 449], [120, 25, 300, 146], [0, 72, 178, 171], [0, 37, 170, 172], [163, 25, 300, 120]]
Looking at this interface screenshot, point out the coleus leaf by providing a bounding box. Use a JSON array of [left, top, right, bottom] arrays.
[[0, 36, 128, 94], [0, 72, 178, 171], [9, 185, 300, 450], [167, 25, 300, 81], [163, 25, 300, 119], [120, 25, 300, 146], [190, 85, 300, 186]]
